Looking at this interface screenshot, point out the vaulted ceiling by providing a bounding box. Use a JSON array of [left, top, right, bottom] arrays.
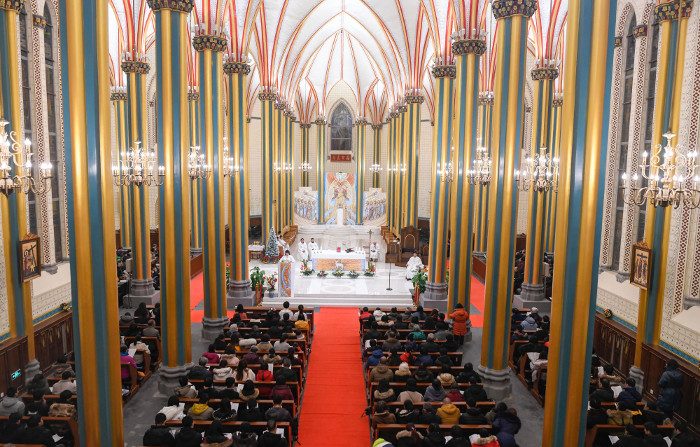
[[108, 0, 569, 124]]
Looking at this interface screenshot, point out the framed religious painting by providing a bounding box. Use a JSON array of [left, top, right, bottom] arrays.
[[630, 242, 651, 290], [19, 234, 42, 282]]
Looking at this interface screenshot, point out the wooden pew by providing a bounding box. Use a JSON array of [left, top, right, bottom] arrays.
[[0, 415, 79, 446], [374, 423, 491, 442], [364, 351, 463, 367], [585, 424, 674, 447], [164, 420, 292, 447], [385, 401, 496, 413], [189, 380, 301, 406], [368, 382, 472, 408], [177, 397, 297, 418]]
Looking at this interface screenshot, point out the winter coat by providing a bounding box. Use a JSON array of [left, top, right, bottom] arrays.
[[422, 432, 447, 447], [493, 412, 521, 435], [374, 388, 396, 402], [187, 403, 214, 420], [265, 406, 292, 422], [174, 384, 198, 398], [436, 403, 461, 425], [495, 432, 518, 447], [0, 397, 25, 417], [213, 366, 233, 381], [174, 427, 203, 447], [367, 349, 385, 367], [371, 364, 396, 382], [372, 410, 397, 426], [398, 390, 424, 404], [519, 316, 538, 331], [231, 432, 258, 447], [423, 385, 446, 402], [449, 308, 470, 336], [142, 425, 176, 446], [470, 435, 500, 447], [460, 407, 488, 425], [657, 368, 683, 413], [464, 384, 488, 402], [616, 387, 642, 408], [396, 408, 421, 424]]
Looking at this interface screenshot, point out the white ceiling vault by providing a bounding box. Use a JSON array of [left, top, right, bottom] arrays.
[[108, 0, 569, 124]]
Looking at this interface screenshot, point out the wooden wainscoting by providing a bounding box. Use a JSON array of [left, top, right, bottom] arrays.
[[593, 314, 635, 376], [34, 311, 74, 371], [0, 337, 29, 391]]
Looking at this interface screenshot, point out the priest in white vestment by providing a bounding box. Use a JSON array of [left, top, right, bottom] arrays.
[[369, 242, 379, 262], [308, 238, 320, 253], [279, 250, 296, 297], [405, 252, 424, 280], [297, 238, 309, 261]]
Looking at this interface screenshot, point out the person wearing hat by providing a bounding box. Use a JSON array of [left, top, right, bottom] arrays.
[[370, 357, 395, 382], [436, 398, 460, 425], [394, 362, 412, 383]]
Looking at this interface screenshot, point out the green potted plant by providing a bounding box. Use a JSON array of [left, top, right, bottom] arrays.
[[348, 270, 360, 279], [317, 270, 328, 277], [250, 267, 265, 303], [412, 270, 427, 305]]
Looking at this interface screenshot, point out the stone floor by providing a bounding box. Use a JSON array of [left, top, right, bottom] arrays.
[[120, 314, 544, 447]]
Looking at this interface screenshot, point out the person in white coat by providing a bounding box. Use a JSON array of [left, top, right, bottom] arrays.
[[308, 238, 320, 253], [369, 242, 380, 262], [405, 252, 424, 280], [297, 238, 309, 261]]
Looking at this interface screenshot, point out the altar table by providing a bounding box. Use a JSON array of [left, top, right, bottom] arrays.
[[310, 249, 367, 271]]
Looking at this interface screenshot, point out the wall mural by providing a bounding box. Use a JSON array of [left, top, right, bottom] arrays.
[[324, 172, 356, 224]]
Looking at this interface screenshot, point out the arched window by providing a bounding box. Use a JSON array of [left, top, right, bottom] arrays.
[[44, 4, 65, 260], [611, 15, 636, 271], [330, 103, 352, 151]]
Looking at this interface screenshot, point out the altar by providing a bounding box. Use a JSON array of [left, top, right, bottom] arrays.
[[310, 249, 367, 272]]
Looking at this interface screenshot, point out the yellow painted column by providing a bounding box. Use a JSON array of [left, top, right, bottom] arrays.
[[404, 94, 422, 228], [110, 90, 132, 251], [194, 34, 228, 338], [520, 64, 558, 304], [396, 104, 407, 231], [122, 57, 156, 303], [424, 64, 455, 310], [479, 0, 536, 399], [148, 0, 193, 388], [371, 123, 382, 188], [259, 89, 275, 244], [315, 116, 326, 224], [188, 88, 202, 254], [355, 117, 368, 224], [58, 0, 123, 442], [386, 113, 396, 232], [0, 0, 38, 379], [544, 94, 563, 253], [224, 60, 254, 305], [630, 0, 690, 384], [542, 0, 616, 443]]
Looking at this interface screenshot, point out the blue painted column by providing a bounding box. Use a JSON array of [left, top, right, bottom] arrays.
[[188, 89, 203, 254], [259, 89, 275, 243], [479, 0, 536, 400], [148, 0, 194, 390], [541, 0, 616, 444], [195, 34, 229, 338], [59, 0, 123, 442], [355, 117, 368, 224], [315, 117, 326, 223]]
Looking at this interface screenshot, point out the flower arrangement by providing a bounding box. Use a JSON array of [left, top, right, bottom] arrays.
[[301, 259, 314, 276], [317, 270, 328, 277], [265, 272, 278, 291], [364, 261, 376, 276], [348, 270, 360, 279], [250, 267, 265, 291], [332, 266, 345, 277], [412, 270, 428, 294]]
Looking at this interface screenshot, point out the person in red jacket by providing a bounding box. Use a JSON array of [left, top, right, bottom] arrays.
[[269, 377, 294, 401], [449, 303, 470, 345]]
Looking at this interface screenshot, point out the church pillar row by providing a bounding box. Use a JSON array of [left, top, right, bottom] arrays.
[[300, 123, 310, 187], [0, 0, 39, 379], [196, 36, 228, 338], [279, 108, 287, 230], [479, 0, 536, 400], [260, 90, 274, 243], [148, 0, 193, 389], [631, 0, 690, 382], [273, 99, 283, 231], [473, 95, 493, 256], [315, 117, 326, 224], [447, 37, 483, 320], [111, 92, 132, 251], [423, 64, 455, 312], [58, 0, 123, 442], [355, 117, 367, 224], [371, 123, 381, 188], [397, 105, 407, 230], [188, 89, 202, 254], [404, 94, 422, 228], [519, 65, 558, 306], [544, 96, 563, 253], [386, 113, 396, 233], [225, 60, 254, 306], [286, 111, 294, 227], [123, 58, 157, 305], [542, 1, 616, 443]]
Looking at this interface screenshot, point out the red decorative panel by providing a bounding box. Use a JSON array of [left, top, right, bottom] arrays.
[[329, 153, 352, 162]]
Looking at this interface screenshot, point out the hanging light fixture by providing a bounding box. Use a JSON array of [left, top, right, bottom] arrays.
[[439, 147, 454, 183], [369, 163, 382, 174], [113, 141, 164, 187], [621, 132, 700, 209], [222, 140, 238, 177], [0, 119, 52, 196], [188, 145, 212, 180], [515, 146, 559, 192], [468, 140, 492, 185]]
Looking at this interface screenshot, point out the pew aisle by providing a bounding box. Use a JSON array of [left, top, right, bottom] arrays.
[[298, 308, 369, 446]]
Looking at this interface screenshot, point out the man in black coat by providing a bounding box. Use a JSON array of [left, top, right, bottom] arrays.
[[589, 378, 615, 403], [142, 413, 175, 447], [18, 415, 55, 447], [617, 378, 642, 408], [671, 421, 700, 447], [459, 398, 488, 425], [173, 416, 202, 447], [187, 357, 213, 381], [257, 420, 287, 447], [0, 413, 26, 443]]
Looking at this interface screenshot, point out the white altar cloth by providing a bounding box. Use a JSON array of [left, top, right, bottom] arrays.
[[310, 249, 367, 271]]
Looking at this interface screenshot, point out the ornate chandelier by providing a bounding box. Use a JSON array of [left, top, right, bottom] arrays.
[[188, 146, 211, 180], [469, 142, 492, 185], [515, 146, 559, 192], [113, 141, 164, 187], [222, 141, 238, 177], [621, 132, 700, 209], [369, 163, 382, 174], [0, 119, 52, 196], [298, 161, 312, 173]]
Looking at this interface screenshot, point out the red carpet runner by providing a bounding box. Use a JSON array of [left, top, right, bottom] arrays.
[[298, 307, 370, 446]]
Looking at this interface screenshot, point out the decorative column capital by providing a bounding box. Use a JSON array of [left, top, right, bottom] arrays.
[[355, 117, 368, 126], [680, 0, 694, 18], [492, 0, 537, 19], [552, 95, 564, 107], [32, 14, 48, 28], [223, 60, 251, 75], [245, 116, 251, 123], [531, 67, 559, 81], [299, 123, 312, 129], [283, 109, 294, 118], [192, 33, 228, 52], [396, 104, 408, 114], [274, 98, 287, 110], [479, 91, 495, 105], [654, 1, 685, 22], [0, 0, 23, 12], [432, 64, 456, 79], [614, 36, 623, 47], [452, 38, 487, 56], [258, 88, 276, 102], [405, 94, 424, 104], [121, 59, 151, 74], [187, 90, 200, 101], [371, 123, 383, 131], [110, 88, 128, 102], [633, 24, 648, 39], [146, 0, 194, 13], [314, 117, 326, 126]]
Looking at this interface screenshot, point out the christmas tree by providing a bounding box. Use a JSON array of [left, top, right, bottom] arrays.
[[265, 227, 279, 262]]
